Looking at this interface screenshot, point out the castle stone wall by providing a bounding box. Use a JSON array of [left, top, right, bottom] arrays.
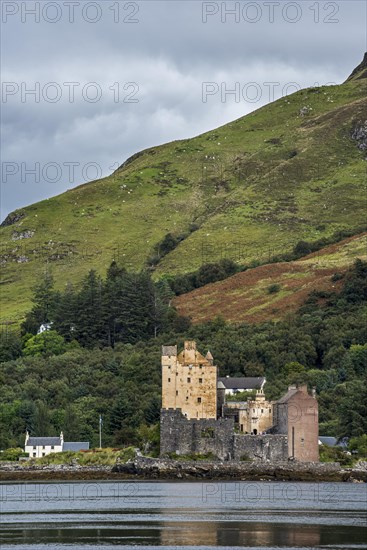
[[233, 434, 288, 461], [160, 409, 234, 460]]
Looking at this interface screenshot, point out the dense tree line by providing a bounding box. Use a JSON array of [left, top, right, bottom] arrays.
[[0, 260, 366, 450], [20, 262, 189, 348]]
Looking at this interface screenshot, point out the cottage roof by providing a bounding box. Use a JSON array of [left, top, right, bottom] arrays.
[[218, 377, 265, 390], [63, 442, 90, 451], [27, 437, 61, 446]]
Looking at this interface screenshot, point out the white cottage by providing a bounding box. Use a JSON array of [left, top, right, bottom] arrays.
[[25, 431, 63, 458], [218, 376, 266, 395], [24, 431, 89, 458]]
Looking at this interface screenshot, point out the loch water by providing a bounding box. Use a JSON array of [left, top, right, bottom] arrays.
[[1, 481, 366, 549]]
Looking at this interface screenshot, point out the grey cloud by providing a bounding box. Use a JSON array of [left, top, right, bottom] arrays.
[[1, 0, 366, 220]]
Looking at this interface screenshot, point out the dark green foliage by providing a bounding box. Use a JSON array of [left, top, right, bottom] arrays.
[[0, 331, 22, 362], [169, 258, 239, 295], [22, 262, 187, 349], [267, 283, 281, 294], [0, 260, 365, 449], [21, 272, 56, 334]]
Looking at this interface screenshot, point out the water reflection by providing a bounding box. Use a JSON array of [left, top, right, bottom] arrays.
[[1, 482, 366, 549], [2, 520, 366, 547]]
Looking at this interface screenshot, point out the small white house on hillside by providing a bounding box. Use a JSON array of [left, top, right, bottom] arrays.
[[218, 376, 266, 395], [25, 431, 89, 458]]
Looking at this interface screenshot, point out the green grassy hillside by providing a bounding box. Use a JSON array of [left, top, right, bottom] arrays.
[[1, 57, 366, 323]]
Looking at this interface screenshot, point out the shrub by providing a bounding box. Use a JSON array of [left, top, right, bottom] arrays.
[[267, 283, 281, 294], [0, 448, 27, 461]]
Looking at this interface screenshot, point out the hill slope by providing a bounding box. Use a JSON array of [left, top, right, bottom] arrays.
[[173, 233, 367, 324], [1, 55, 366, 323]]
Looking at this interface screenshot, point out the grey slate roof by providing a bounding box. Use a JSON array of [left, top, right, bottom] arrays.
[[319, 436, 347, 448], [276, 388, 299, 404], [27, 437, 61, 446], [63, 442, 90, 451], [218, 377, 265, 390]]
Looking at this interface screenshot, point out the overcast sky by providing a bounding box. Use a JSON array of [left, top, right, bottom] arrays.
[[1, 0, 366, 221]]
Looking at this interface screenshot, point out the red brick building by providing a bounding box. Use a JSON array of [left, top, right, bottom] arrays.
[[273, 384, 319, 462]]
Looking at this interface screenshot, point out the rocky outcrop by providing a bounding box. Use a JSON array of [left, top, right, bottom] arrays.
[[346, 52, 367, 81], [1, 210, 25, 227], [351, 121, 367, 151], [1, 458, 366, 482], [112, 457, 367, 482]]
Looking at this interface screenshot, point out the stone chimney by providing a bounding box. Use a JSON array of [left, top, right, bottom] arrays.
[[183, 340, 197, 363], [25, 431, 29, 445], [311, 387, 317, 398], [206, 350, 213, 365], [60, 431, 64, 444]]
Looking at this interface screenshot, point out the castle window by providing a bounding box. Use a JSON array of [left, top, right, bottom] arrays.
[[197, 397, 202, 403], [176, 390, 178, 396], [199, 378, 203, 383], [269, 408, 271, 413], [187, 377, 191, 383], [168, 378, 171, 382], [261, 409, 263, 413]]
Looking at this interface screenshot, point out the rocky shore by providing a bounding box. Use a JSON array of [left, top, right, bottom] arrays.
[[1, 458, 366, 482]]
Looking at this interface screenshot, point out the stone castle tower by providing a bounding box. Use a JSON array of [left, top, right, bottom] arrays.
[[161, 341, 217, 419]]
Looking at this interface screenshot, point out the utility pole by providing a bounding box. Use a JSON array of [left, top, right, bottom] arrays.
[[99, 415, 102, 449]]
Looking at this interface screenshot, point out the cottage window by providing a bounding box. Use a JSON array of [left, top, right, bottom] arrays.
[[42, 452, 45, 457], [33, 446, 36, 450], [33, 452, 36, 457], [42, 445, 45, 449], [197, 397, 202, 403]]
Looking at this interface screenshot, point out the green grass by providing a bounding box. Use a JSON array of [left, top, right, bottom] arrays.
[[1, 73, 366, 323], [31, 447, 136, 466]]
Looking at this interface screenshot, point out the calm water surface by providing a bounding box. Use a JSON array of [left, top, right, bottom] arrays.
[[0, 481, 366, 549]]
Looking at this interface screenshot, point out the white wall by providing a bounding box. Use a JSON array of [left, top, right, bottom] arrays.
[[25, 444, 62, 458]]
